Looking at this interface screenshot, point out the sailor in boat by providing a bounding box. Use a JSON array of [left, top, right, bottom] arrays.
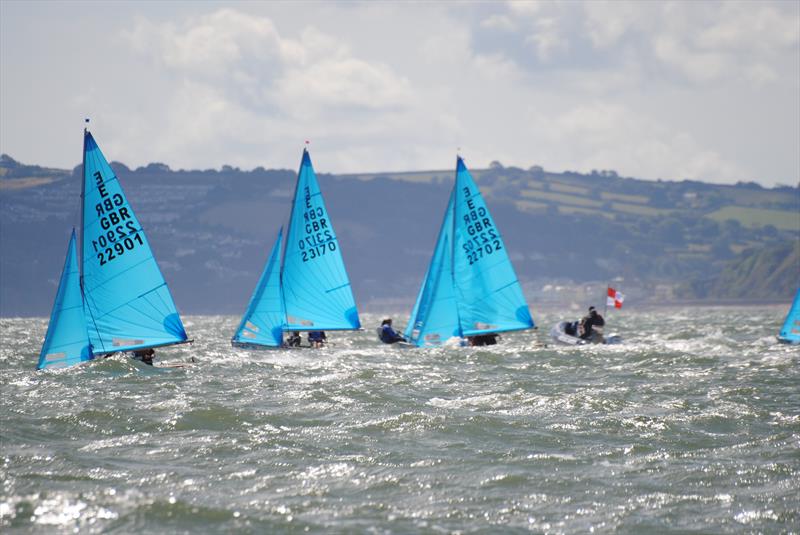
[[132, 348, 156, 366], [578, 306, 605, 343], [468, 333, 499, 346], [285, 332, 302, 348], [379, 318, 407, 344], [308, 331, 327, 348]]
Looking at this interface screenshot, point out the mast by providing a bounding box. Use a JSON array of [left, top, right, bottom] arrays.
[[452, 156, 463, 339], [278, 146, 307, 325], [79, 121, 88, 286]]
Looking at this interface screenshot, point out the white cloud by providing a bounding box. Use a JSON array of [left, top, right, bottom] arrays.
[[507, 1, 544, 17], [481, 14, 516, 32], [583, 1, 649, 48], [525, 17, 569, 61], [125, 9, 411, 114], [580, 1, 800, 86], [528, 102, 745, 183], [653, 35, 729, 83], [0, 1, 797, 185], [697, 3, 800, 52]]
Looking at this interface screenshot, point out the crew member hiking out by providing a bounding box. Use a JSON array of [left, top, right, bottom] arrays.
[[285, 332, 302, 347], [379, 318, 406, 344], [468, 333, 499, 346], [308, 331, 327, 348], [132, 348, 156, 365]]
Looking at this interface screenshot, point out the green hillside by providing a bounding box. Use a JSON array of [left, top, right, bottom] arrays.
[[679, 241, 800, 300]]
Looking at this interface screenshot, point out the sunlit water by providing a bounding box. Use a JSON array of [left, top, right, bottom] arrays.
[[1, 308, 798, 533]]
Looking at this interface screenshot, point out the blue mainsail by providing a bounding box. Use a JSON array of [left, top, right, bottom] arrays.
[[232, 228, 285, 347], [405, 190, 461, 346], [281, 149, 361, 331], [452, 157, 533, 336], [81, 131, 187, 354], [778, 288, 800, 344], [405, 156, 534, 346], [38, 230, 94, 370]]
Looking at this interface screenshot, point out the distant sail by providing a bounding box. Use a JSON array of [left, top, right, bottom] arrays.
[[778, 288, 800, 344], [232, 228, 285, 347], [38, 230, 93, 370], [452, 157, 533, 336], [405, 156, 534, 347], [81, 131, 187, 354], [405, 189, 460, 346], [281, 149, 361, 331]]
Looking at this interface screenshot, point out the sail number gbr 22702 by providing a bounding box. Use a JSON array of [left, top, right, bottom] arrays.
[[460, 187, 502, 266], [90, 171, 144, 267]]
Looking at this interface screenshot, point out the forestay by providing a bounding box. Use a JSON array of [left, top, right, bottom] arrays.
[[81, 131, 188, 354], [232, 228, 285, 347], [281, 149, 360, 331], [37, 230, 93, 370], [778, 288, 800, 344]]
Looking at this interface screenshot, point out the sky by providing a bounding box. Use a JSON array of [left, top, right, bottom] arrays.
[[1, 1, 798, 186]]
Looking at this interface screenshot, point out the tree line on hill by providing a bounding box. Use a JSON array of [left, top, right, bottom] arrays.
[[1, 154, 797, 316]]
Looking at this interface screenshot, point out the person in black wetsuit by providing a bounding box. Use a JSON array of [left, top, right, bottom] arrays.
[[285, 332, 302, 347], [379, 318, 406, 344], [579, 306, 605, 341], [308, 331, 327, 348], [468, 333, 499, 346], [133, 348, 155, 365]]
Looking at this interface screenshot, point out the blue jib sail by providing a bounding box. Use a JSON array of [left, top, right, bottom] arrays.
[[38, 230, 93, 370], [452, 156, 533, 336], [778, 288, 800, 344], [81, 131, 187, 354], [281, 149, 361, 331], [405, 156, 534, 347], [232, 228, 285, 347], [405, 190, 461, 346]]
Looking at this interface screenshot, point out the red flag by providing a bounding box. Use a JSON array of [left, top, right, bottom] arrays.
[[607, 287, 624, 309]]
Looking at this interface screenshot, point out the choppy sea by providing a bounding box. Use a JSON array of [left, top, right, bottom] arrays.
[[1, 308, 798, 534]]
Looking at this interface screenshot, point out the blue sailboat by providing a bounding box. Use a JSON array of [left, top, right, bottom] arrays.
[[405, 156, 534, 347], [38, 129, 189, 369], [232, 148, 361, 348], [778, 288, 800, 344]]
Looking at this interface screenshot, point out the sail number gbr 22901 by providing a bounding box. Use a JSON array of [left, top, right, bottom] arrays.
[[460, 187, 502, 266], [90, 171, 143, 267]]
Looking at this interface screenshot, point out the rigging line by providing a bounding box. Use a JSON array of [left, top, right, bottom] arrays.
[[90, 282, 170, 320], [82, 281, 106, 352]]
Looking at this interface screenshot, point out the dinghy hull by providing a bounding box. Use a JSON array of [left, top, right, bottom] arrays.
[[549, 321, 622, 345]]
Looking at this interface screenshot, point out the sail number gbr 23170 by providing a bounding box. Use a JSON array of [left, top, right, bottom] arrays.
[[299, 186, 337, 262], [90, 171, 144, 267]]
